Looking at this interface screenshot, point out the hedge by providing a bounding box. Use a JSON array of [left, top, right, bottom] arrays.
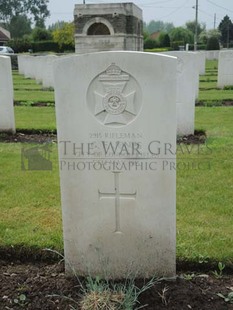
[[8, 39, 74, 53]]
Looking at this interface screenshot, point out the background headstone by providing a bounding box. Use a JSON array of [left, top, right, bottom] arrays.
[[41, 55, 58, 88], [197, 51, 206, 75], [205, 50, 219, 61], [162, 51, 198, 135], [217, 50, 233, 88], [54, 52, 177, 279], [0, 56, 15, 133]]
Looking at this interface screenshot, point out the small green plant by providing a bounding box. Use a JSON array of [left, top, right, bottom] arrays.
[[198, 254, 209, 264], [46, 249, 158, 310], [182, 273, 195, 281], [223, 85, 233, 90], [13, 294, 27, 307], [217, 291, 233, 303], [80, 275, 158, 310], [212, 262, 225, 278], [42, 86, 54, 91], [203, 100, 222, 107]]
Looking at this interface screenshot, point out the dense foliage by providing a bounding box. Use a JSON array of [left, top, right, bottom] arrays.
[[52, 22, 75, 48], [0, 0, 49, 25], [206, 36, 220, 50], [218, 15, 233, 47]]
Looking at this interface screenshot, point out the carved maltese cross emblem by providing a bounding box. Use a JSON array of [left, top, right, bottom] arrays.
[[94, 63, 136, 125]]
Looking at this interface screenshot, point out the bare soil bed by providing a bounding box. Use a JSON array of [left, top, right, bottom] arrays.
[[0, 260, 233, 310], [0, 130, 206, 144]]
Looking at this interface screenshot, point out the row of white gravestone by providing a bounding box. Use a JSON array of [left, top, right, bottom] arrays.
[[18, 54, 58, 88], [0, 56, 15, 133], [18, 51, 204, 136], [160, 51, 203, 136], [217, 50, 233, 88], [54, 51, 177, 279]]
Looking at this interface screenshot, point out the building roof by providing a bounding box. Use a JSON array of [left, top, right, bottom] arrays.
[[149, 31, 160, 40], [0, 27, 10, 41]]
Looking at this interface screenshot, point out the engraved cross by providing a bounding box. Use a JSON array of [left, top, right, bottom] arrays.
[[98, 172, 136, 233]]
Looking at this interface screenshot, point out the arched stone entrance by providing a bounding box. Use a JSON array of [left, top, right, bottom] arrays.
[[87, 23, 110, 35], [74, 3, 143, 53]]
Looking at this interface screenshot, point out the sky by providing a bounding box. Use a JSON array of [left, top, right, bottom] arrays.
[[46, 0, 233, 29]]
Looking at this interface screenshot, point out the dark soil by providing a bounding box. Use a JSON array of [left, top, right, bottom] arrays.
[[14, 102, 54, 107], [0, 260, 233, 310], [0, 131, 57, 143], [0, 130, 206, 145], [177, 130, 206, 144], [223, 101, 233, 106], [196, 100, 233, 107]]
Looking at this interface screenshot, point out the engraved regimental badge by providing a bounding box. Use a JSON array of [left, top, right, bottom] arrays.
[[87, 63, 142, 126]]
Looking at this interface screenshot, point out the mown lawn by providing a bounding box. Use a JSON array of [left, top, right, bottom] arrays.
[[177, 107, 233, 262], [198, 60, 233, 104], [15, 106, 56, 131], [13, 70, 54, 104]]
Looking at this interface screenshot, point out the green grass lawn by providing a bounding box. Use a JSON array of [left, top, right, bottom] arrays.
[[199, 82, 217, 89], [177, 107, 233, 262], [15, 106, 56, 131], [198, 89, 233, 101], [14, 84, 43, 90], [198, 60, 233, 104], [14, 90, 54, 103], [0, 64, 232, 265], [13, 71, 54, 104], [0, 143, 62, 250]]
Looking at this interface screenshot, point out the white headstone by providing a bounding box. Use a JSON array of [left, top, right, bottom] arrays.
[[197, 52, 206, 75], [217, 50, 233, 88], [54, 52, 177, 278], [34, 56, 44, 84], [41, 55, 58, 88], [205, 50, 219, 61], [22, 55, 34, 79], [17, 54, 26, 75], [0, 56, 15, 133], [162, 51, 197, 135], [187, 52, 202, 100]]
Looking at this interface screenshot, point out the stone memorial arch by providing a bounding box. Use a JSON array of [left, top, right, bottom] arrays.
[[74, 3, 143, 54]]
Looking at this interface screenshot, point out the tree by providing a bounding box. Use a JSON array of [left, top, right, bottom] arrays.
[[144, 38, 158, 49], [143, 30, 150, 41], [185, 20, 206, 36], [218, 15, 233, 47], [169, 27, 193, 44], [31, 27, 52, 41], [7, 15, 32, 38], [48, 21, 67, 32], [199, 29, 221, 45], [158, 32, 170, 47], [163, 22, 174, 33], [206, 36, 220, 50], [144, 20, 174, 34], [0, 0, 50, 26], [52, 22, 75, 48]]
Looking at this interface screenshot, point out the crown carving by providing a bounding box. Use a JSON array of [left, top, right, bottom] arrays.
[[106, 63, 121, 75]]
